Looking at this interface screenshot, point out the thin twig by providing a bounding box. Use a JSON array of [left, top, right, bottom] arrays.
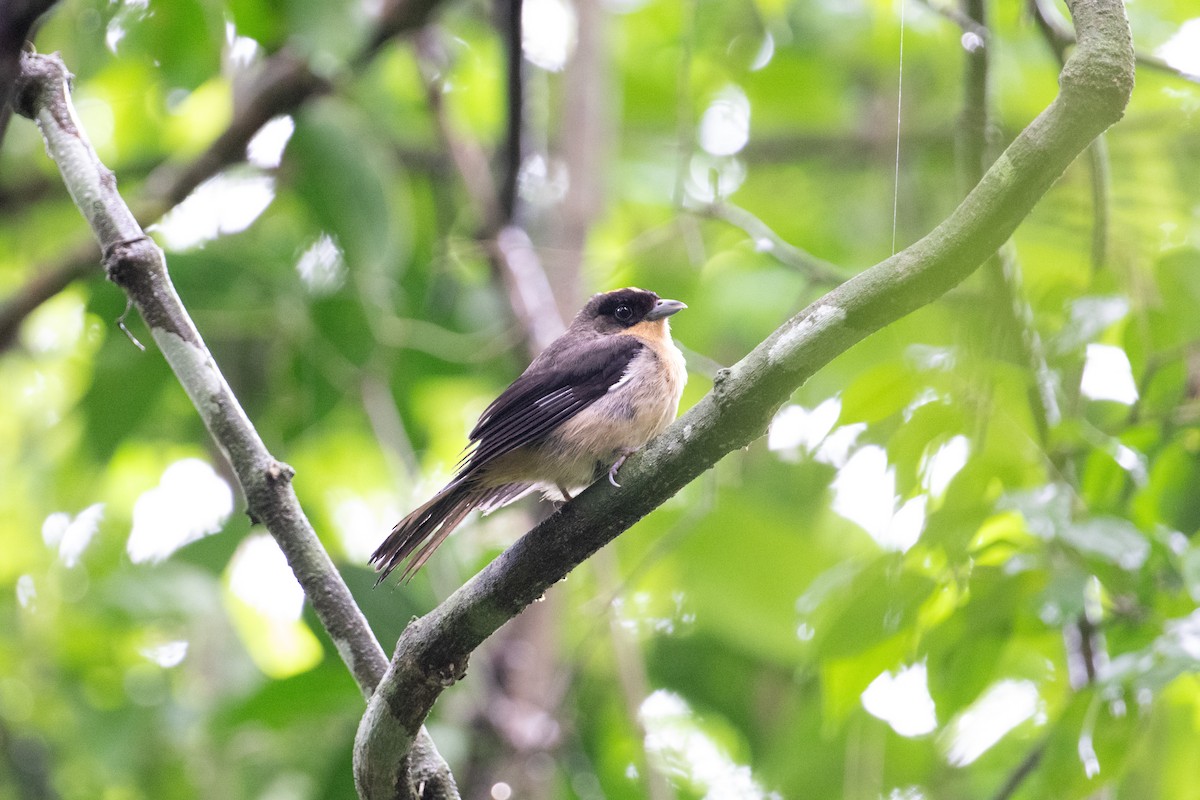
[[416, 28, 566, 354], [0, 240, 96, 351], [594, 549, 677, 800], [671, 0, 696, 208], [960, 0, 1061, 441], [1086, 114, 1110, 270], [991, 737, 1048, 800], [916, 0, 989, 40], [1030, 0, 1199, 84], [687, 200, 844, 285], [498, 0, 523, 224], [1030, 0, 1112, 276]]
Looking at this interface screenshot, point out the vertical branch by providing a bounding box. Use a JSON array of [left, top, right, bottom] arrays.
[[538, 0, 611, 306], [1086, 125, 1110, 271], [958, 0, 990, 182], [1030, 0, 1109, 270], [416, 29, 566, 352], [959, 0, 1061, 439], [499, 0, 524, 223], [594, 549, 676, 800], [671, 0, 696, 208]]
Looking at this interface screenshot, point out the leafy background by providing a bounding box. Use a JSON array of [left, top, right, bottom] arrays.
[[3, 0, 1200, 798]]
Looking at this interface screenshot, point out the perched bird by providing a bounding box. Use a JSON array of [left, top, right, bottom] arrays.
[[371, 287, 688, 582]]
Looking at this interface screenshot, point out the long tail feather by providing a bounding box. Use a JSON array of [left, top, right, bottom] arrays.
[[371, 480, 483, 583]]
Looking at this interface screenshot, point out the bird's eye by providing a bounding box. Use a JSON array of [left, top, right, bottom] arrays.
[[614, 304, 633, 322]]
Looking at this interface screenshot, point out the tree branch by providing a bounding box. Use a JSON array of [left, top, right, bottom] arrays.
[[353, 0, 1134, 793], [1030, 0, 1115, 273], [1031, 0, 1199, 85], [12, 51, 458, 799], [686, 199, 844, 285], [416, 29, 565, 354], [498, 0, 523, 224], [917, 0, 989, 40], [0, 0, 59, 147], [959, 0, 1062, 439]]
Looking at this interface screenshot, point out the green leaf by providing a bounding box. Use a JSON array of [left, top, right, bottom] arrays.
[[1061, 517, 1150, 571], [286, 101, 402, 273], [839, 361, 920, 425]]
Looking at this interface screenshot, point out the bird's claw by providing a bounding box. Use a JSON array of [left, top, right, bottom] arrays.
[[608, 452, 631, 488]]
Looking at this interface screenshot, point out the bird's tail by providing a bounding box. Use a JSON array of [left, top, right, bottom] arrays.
[[371, 480, 531, 583], [371, 480, 480, 583]]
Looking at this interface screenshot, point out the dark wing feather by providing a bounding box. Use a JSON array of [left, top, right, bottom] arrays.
[[458, 334, 644, 477]]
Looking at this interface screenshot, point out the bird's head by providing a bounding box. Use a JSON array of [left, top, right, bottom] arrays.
[[577, 287, 687, 335]]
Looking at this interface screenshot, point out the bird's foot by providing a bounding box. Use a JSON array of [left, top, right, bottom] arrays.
[[608, 450, 635, 488]]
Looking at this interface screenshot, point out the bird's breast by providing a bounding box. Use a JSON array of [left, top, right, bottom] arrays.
[[549, 342, 686, 461], [483, 334, 687, 493]]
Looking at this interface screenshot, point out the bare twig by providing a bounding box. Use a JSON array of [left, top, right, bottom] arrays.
[[0, 239, 96, 350], [958, 0, 992, 187], [687, 200, 844, 285], [594, 549, 676, 800], [917, 0, 989, 40], [671, 0, 697, 208], [1030, 0, 1112, 274], [353, 2, 1134, 795], [991, 737, 1048, 800], [1030, 0, 1199, 84], [536, 0, 611, 305], [13, 50, 458, 800], [1086, 105, 1110, 270], [416, 29, 566, 354], [498, 0, 523, 224]]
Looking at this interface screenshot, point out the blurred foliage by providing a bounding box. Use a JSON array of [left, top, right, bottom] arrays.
[[3, 0, 1200, 798]]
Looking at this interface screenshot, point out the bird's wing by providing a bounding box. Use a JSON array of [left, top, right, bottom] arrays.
[[461, 334, 644, 474]]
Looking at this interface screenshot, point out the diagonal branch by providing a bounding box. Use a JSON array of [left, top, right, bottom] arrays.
[[12, 51, 458, 800], [352, 0, 1134, 794], [686, 199, 844, 285]]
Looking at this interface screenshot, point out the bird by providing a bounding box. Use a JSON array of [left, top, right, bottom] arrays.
[[371, 287, 687, 583]]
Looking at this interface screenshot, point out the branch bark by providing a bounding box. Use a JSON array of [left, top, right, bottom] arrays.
[[353, 0, 1134, 793], [12, 51, 458, 799], [0, 0, 58, 146]]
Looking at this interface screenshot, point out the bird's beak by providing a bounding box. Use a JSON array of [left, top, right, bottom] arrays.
[[645, 298, 687, 321]]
